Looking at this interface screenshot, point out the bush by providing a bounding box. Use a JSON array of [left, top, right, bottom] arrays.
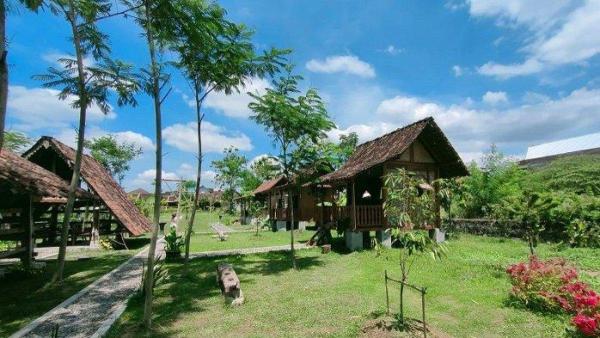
[[506, 256, 600, 336]]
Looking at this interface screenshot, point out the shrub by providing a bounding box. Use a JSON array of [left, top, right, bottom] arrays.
[[164, 226, 183, 255], [506, 256, 600, 336]]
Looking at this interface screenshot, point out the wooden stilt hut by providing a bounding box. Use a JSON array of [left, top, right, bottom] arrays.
[[22, 137, 151, 241], [0, 150, 92, 265]]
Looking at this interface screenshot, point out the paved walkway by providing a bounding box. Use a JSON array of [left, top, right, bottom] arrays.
[[11, 239, 165, 338]]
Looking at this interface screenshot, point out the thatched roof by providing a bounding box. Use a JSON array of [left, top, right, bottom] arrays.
[[253, 176, 286, 195], [320, 117, 468, 182], [0, 149, 90, 203], [23, 137, 152, 236]]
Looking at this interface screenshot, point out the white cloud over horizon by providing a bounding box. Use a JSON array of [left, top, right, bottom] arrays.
[[163, 121, 253, 154], [306, 55, 376, 78], [7, 85, 115, 131], [328, 86, 600, 162]]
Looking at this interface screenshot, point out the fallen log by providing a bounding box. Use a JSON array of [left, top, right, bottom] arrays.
[[216, 263, 244, 306]]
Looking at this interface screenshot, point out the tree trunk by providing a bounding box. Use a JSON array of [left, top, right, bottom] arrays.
[[282, 147, 296, 270], [184, 82, 203, 271], [143, 0, 162, 328], [0, 0, 7, 151], [53, 3, 89, 283]]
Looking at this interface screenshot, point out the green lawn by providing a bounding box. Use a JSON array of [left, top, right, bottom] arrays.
[[107, 234, 600, 337], [0, 248, 138, 336], [188, 230, 314, 252]]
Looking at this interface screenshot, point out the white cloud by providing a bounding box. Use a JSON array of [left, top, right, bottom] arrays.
[[112, 131, 155, 151], [200, 77, 270, 118], [306, 55, 376, 78], [54, 126, 154, 152], [42, 52, 95, 68], [329, 86, 600, 157], [175, 163, 217, 187], [482, 91, 508, 105], [467, 0, 600, 78], [7, 85, 115, 131], [382, 45, 402, 55], [452, 65, 463, 77], [163, 121, 252, 153], [132, 169, 179, 188], [477, 59, 543, 79]]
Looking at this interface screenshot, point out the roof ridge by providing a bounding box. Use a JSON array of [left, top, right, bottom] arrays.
[[355, 116, 433, 149]]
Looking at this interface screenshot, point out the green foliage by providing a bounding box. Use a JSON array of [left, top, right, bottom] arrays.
[[133, 197, 154, 218], [164, 227, 183, 254], [528, 155, 600, 196], [99, 237, 113, 250], [456, 145, 524, 218], [496, 192, 557, 255], [383, 168, 435, 228], [212, 146, 247, 213], [85, 135, 142, 184], [1, 130, 30, 152], [138, 256, 167, 297], [250, 156, 281, 182]]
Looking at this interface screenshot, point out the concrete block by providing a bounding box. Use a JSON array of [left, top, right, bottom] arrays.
[[344, 230, 363, 251], [376, 230, 392, 248], [429, 228, 446, 243], [276, 221, 287, 232], [298, 221, 309, 231]]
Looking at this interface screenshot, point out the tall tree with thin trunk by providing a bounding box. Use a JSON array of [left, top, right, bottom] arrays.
[[171, 0, 287, 271], [121, 0, 178, 328], [249, 65, 334, 269], [35, 0, 139, 282], [0, 0, 44, 150]]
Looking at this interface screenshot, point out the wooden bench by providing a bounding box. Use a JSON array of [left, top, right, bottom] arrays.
[[210, 223, 233, 241]]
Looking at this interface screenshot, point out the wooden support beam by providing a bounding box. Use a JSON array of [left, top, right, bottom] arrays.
[[22, 195, 34, 269], [352, 180, 357, 230]]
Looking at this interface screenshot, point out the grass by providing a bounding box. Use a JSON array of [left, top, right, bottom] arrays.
[[188, 230, 314, 252], [107, 234, 600, 337], [0, 247, 138, 336]]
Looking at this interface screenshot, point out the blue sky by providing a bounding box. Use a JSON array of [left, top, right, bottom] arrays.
[[6, 0, 600, 190]]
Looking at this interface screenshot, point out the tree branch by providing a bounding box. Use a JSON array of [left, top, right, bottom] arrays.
[[160, 87, 172, 104]]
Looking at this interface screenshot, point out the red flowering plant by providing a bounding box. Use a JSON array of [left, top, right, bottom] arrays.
[[506, 256, 600, 337]]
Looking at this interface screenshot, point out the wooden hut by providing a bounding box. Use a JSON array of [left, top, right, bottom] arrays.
[[22, 136, 152, 240], [0, 150, 92, 266]]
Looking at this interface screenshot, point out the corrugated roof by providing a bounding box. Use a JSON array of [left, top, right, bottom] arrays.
[[23, 137, 152, 236], [525, 132, 600, 160], [0, 149, 90, 202], [320, 117, 468, 182]]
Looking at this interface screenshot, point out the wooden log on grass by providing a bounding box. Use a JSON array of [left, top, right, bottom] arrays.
[[216, 263, 244, 306]]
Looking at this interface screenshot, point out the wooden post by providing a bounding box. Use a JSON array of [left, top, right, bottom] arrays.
[[384, 270, 389, 315], [433, 180, 441, 229], [21, 195, 33, 269], [352, 180, 357, 230], [49, 206, 58, 244]]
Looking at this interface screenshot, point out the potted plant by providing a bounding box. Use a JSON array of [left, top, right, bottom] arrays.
[[164, 226, 183, 260]]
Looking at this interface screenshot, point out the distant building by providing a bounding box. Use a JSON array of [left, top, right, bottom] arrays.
[[128, 188, 151, 199], [519, 132, 600, 168]]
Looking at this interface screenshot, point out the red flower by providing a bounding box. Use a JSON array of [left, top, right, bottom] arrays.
[[572, 314, 598, 336]]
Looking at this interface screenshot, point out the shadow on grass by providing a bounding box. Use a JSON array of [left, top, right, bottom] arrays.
[[502, 296, 568, 321], [108, 250, 326, 337], [0, 253, 131, 337]]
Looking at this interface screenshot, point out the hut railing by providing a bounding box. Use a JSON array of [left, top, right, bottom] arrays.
[[320, 205, 386, 228]]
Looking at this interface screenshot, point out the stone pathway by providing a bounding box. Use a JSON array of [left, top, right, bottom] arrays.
[[11, 239, 165, 338], [189, 243, 310, 259]]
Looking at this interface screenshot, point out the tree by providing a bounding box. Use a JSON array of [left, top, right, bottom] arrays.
[[0, 0, 44, 151], [381, 168, 446, 325], [456, 145, 524, 218], [35, 0, 139, 283], [212, 146, 247, 213], [120, 0, 179, 328], [85, 135, 142, 184], [1, 130, 30, 152], [249, 65, 335, 269], [171, 0, 287, 271], [250, 155, 281, 182]]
